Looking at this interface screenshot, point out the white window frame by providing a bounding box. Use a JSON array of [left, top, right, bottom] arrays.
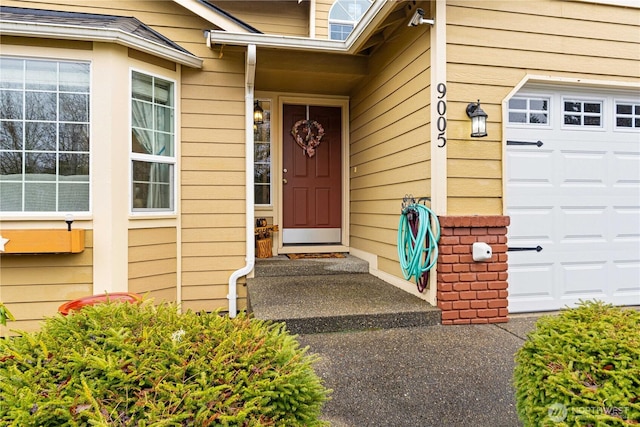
[[254, 98, 272, 206], [129, 67, 177, 216], [561, 97, 605, 130], [613, 99, 640, 132], [0, 55, 92, 216], [507, 95, 552, 127], [328, 0, 372, 41]]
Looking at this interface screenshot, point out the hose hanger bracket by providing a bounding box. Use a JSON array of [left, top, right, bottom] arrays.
[[398, 194, 440, 293]]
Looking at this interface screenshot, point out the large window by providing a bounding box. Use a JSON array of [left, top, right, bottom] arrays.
[[131, 71, 175, 212], [0, 57, 90, 213], [329, 0, 372, 41], [254, 99, 271, 205]]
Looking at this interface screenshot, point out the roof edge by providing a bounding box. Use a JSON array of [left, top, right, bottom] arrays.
[[0, 20, 203, 68], [207, 0, 394, 54], [172, 0, 258, 33]]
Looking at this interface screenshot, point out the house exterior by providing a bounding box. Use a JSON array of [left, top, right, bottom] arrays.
[[1, 0, 638, 333]]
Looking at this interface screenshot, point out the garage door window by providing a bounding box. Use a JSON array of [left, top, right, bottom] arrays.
[[615, 101, 640, 129], [563, 99, 603, 127], [508, 97, 549, 125]]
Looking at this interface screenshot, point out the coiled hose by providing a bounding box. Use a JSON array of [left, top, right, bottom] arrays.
[[397, 203, 440, 292]]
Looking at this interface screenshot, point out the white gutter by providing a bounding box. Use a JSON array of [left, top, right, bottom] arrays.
[[228, 44, 257, 318], [0, 21, 203, 68], [207, 0, 393, 54], [209, 30, 347, 52]]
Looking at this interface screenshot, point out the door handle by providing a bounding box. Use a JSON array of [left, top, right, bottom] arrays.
[[283, 178, 288, 184], [506, 140, 543, 147], [507, 246, 543, 252]]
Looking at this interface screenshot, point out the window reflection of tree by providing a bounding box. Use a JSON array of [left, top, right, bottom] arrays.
[[0, 58, 90, 211], [0, 151, 21, 176]]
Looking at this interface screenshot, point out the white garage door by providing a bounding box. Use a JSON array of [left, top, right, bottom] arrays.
[[506, 85, 640, 313]]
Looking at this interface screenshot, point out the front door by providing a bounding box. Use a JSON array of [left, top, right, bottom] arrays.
[[282, 104, 342, 244]]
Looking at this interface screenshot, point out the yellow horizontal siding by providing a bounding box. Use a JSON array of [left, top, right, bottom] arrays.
[[349, 21, 431, 281], [448, 198, 503, 216], [181, 214, 245, 229], [315, 0, 332, 39], [0, 230, 94, 334], [182, 256, 243, 272], [350, 181, 432, 203], [218, 1, 309, 36], [128, 228, 177, 303]]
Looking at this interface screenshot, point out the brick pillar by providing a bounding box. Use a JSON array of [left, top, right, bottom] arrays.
[[436, 216, 510, 325]]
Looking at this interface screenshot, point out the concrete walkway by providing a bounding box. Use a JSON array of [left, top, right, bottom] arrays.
[[298, 316, 539, 427]]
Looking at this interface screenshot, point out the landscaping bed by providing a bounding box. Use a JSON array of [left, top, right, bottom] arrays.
[[0, 300, 329, 426]]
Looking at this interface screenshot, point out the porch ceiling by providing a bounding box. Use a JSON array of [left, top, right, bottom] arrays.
[[255, 48, 369, 96], [253, 1, 419, 96]]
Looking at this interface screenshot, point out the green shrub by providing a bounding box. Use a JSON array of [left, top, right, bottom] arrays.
[[0, 301, 329, 426], [0, 302, 15, 326], [514, 301, 640, 426]]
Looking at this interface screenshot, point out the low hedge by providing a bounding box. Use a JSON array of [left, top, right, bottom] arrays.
[[0, 301, 329, 426], [514, 301, 640, 426]]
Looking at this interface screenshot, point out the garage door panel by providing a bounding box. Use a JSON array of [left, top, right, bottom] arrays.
[[560, 151, 607, 185], [612, 207, 640, 239], [507, 207, 553, 240], [507, 87, 640, 313], [612, 261, 640, 296], [507, 151, 554, 185], [559, 207, 607, 241], [508, 262, 556, 312], [560, 261, 607, 295], [613, 152, 640, 185]]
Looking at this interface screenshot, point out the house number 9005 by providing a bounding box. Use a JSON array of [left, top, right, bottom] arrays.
[[436, 83, 447, 148]]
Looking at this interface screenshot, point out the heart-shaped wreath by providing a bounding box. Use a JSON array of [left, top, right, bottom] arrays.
[[291, 119, 325, 158]]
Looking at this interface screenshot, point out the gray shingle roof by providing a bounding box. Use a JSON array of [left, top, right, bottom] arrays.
[[199, 1, 262, 34], [0, 6, 193, 55]]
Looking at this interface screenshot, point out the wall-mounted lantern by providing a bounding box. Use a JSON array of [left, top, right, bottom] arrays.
[[253, 100, 264, 125], [466, 100, 488, 138]]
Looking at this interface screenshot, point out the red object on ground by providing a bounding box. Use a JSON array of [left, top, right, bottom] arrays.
[[58, 292, 143, 316]]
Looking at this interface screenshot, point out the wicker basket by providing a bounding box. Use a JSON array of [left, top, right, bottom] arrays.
[[256, 238, 273, 258]]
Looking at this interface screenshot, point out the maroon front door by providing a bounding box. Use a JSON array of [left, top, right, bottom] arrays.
[[282, 104, 342, 244]]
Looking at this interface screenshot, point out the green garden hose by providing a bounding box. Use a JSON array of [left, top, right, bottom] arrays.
[[397, 202, 440, 292]]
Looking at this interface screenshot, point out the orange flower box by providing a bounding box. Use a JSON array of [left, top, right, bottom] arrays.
[[0, 229, 85, 254]]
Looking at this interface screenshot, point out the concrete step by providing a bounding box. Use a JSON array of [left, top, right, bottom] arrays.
[[253, 254, 369, 277], [248, 256, 440, 334]]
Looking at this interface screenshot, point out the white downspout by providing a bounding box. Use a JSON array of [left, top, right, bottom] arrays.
[[228, 44, 257, 318]]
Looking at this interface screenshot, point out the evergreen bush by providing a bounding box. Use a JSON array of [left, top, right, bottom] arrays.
[[0, 301, 329, 426], [514, 301, 640, 426]]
